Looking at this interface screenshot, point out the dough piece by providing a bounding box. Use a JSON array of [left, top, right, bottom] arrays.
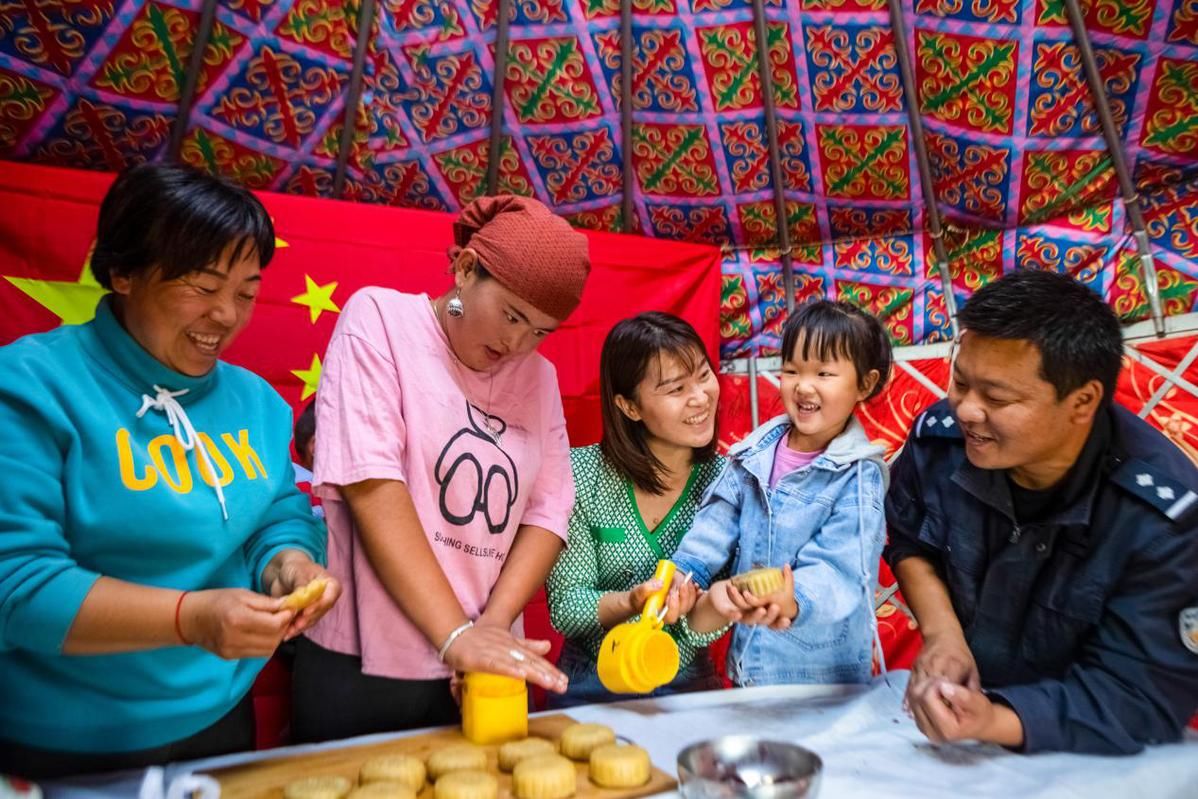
[[347, 784, 418, 799], [498, 737, 556, 772], [730, 567, 784, 597], [433, 771, 498, 799], [283, 775, 352, 799], [359, 754, 427, 790], [281, 577, 329, 611], [558, 723, 615, 761], [512, 755, 577, 799], [426, 744, 487, 780], [588, 743, 651, 788]]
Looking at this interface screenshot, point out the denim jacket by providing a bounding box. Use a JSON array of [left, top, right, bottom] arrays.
[[672, 414, 888, 686]]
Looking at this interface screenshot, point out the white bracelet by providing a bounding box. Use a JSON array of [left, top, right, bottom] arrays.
[[437, 620, 474, 662]]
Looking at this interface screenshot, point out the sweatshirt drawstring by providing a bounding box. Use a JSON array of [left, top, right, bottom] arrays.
[[137, 385, 228, 521]]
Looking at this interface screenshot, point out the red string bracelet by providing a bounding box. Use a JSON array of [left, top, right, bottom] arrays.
[[174, 590, 191, 645]]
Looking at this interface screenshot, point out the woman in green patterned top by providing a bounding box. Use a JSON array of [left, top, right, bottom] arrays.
[[546, 312, 729, 707]]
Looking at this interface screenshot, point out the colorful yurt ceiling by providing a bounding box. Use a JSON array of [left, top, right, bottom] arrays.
[[2, 0, 1197, 357]]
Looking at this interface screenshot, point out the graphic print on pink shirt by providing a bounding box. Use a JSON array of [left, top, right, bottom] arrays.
[[436, 401, 519, 534]]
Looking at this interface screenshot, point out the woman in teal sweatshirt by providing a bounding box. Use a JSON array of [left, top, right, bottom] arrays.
[[0, 164, 337, 779]]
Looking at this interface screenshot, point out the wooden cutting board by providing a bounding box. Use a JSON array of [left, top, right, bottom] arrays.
[[209, 714, 676, 799]]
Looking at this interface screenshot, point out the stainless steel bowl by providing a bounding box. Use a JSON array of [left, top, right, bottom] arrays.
[[677, 736, 822, 799]]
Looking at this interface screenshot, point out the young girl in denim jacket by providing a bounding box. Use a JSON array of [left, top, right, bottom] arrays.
[[671, 300, 892, 686]]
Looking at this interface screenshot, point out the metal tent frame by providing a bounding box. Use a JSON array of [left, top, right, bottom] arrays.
[[160, 0, 1172, 362]]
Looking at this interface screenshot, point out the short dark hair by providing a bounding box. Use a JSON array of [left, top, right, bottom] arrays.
[[781, 300, 892, 401], [90, 163, 275, 290], [294, 400, 316, 457], [599, 312, 717, 494], [958, 269, 1123, 406]]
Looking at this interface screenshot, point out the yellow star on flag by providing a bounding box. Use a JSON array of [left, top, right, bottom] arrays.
[[291, 353, 322, 401], [5, 248, 109, 326], [290, 275, 340, 324]]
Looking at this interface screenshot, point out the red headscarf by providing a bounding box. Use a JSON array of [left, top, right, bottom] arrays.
[[452, 195, 591, 321]]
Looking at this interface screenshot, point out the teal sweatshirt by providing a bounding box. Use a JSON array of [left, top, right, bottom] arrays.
[[0, 296, 325, 753]]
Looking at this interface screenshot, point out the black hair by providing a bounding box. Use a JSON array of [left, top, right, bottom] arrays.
[[599, 312, 718, 494], [90, 163, 275, 290], [780, 300, 893, 401], [294, 400, 316, 459], [957, 269, 1123, 406]]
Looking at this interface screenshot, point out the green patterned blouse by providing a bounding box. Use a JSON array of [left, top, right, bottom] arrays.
[[546, 444, 729, 667]]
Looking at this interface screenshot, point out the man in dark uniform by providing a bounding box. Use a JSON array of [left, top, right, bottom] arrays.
[[885, 269, 1198, 754]]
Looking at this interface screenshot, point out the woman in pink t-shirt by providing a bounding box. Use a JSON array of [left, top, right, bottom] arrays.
[[292, 196, 590, 742]]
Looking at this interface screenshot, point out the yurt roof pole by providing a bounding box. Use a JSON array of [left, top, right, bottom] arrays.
[[334, 0, 378, 197], [1063, 0, 1165, 337], [750, 0, 795, 313], [887, 0, 958, 337], [620, 0, 635, 232], [486, 0, 514, 196], [168, 0, 218, 161]]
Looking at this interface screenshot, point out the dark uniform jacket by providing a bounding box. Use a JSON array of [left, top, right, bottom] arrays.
[[884, 399, 1198, 754]]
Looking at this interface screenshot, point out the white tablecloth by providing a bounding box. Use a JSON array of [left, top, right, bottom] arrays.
[[40, 672, 1198, 799]]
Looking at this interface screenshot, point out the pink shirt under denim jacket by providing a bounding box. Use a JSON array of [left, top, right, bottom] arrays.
[[309, 288, 575, 679]]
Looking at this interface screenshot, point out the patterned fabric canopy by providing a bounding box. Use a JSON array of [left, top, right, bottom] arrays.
[[2, 0, 1196, 355]]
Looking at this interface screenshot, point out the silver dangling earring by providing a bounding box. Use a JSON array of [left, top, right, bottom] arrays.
[[446, 291, 464, 318]]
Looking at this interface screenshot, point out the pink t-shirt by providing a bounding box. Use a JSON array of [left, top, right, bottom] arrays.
[[309, 288, 575, 679], [769, 438, 824, 489]]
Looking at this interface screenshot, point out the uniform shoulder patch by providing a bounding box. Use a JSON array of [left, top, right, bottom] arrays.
[[914, 408, 963, 441], [1110, 459, 1198, 523], [1181, 607, 1198, 655]]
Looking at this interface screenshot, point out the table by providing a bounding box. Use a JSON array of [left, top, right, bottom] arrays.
[[41, 672, 1198, 799]]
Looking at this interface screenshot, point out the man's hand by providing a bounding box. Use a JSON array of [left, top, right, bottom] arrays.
[[908, 679, 1024, 749], [907, 629, 980, 707]]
